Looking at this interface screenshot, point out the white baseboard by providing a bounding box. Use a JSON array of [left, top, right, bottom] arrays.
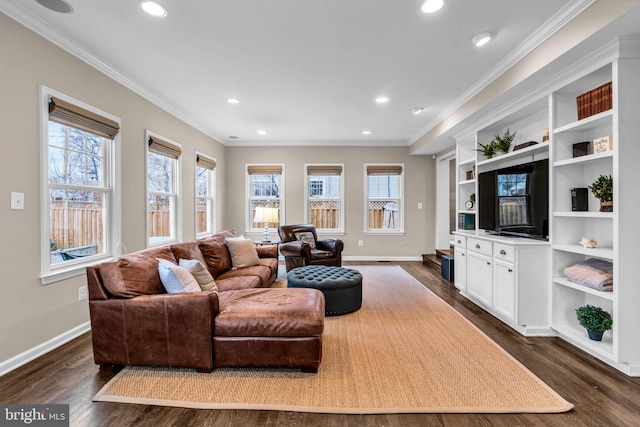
[[343, 256, 423, 262], [0, 322, 91, 377]]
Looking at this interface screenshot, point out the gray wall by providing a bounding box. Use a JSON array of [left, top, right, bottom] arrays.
[[0, 12, 435, 369], [0, 13, 225, 364], [225, 146, 435, 259]]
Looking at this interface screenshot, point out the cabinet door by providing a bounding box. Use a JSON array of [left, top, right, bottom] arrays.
[[494, 260, 516, 322], [454, 247, 467, 292], [467, 252, 492, 308]]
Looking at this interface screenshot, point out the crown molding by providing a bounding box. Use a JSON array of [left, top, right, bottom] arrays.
[[452, 37, 623, 140], [0, 1, 228, 146], [409, 0, 596, 145], [227, 139, 408, 148]]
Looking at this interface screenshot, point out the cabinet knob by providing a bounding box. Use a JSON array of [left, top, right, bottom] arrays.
[[475, 244, 481, 249], [457, 240, 461, 244], [500, 249, 506, 255], [486, 262, 491, 266], [461, 253, 465, 256], [508, 268, 513, 273]]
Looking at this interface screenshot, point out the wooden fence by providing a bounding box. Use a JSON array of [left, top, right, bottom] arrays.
[[51, 201, 395, 250], [50, 200, 103, 250]]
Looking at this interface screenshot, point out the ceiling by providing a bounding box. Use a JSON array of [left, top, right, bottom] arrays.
[[1, 0, 605, 150]]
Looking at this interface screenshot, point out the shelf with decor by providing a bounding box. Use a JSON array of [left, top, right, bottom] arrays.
[[553, 277, 614, 301], [548, 38, 640, 376], [453, 38, 640, 374], [476, 141, 549, 169]]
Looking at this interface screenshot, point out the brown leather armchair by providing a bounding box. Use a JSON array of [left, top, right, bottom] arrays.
[[278, 224, 344, 272]]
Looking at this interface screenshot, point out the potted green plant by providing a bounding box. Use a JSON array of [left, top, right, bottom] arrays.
[[588, 174, 613, 212], [575, 304, 612, 341], [475, 141, 497, 159], [492, 128, 517, 154]]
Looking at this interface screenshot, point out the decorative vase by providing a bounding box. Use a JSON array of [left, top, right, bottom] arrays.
[[587, 329, 604, 341], [599, 200, 613, 212]]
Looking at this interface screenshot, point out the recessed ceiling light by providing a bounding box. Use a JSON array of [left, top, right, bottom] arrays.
[[362, 130, 372, 135], [227, 98, 240, 104], [140, 1, 168, 18], [35, 0, 74, 14], [471, 32, 491, 47], [257, 130, 266, 135], [375, 97, 389, 104], [411, 107, 424, 115], [421, 0, 444, 13]]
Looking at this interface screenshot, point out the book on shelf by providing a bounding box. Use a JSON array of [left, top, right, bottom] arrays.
[[458, 213, 475, 231], [576, 81, 612, 121]]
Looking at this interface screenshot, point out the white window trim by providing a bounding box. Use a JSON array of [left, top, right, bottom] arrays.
[[304, 163, 345, 234], [363, 163, 405, 235], [39, 86, 122, 285], [245, 163, 285, 234], [146, 130, 182, 247], [195, 151, 216, 239]]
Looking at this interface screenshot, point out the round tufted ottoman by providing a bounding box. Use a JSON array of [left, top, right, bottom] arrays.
[[287, 265, 362, 316]]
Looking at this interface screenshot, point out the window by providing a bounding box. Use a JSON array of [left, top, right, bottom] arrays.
[[147, 132, 181, 246], [196, 153, 216, 237], [247, 164, 284, 231], [305, 164, 344, 232], [365, 164, 404, 233], [41, 89, 120, 283]]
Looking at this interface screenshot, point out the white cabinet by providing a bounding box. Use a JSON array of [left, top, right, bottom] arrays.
[[467, 250, 493, 308], [454, 246, 467, 292], [493, 260, 515, 321], [454, 232, 550, 335]]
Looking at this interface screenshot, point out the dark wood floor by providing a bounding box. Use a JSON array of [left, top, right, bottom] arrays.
[[1, 261, 639, 426]]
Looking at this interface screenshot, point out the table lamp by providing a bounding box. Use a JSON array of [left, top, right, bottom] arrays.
[[253, 207, 279, 242]]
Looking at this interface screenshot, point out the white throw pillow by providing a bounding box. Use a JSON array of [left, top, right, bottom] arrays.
[[179, 258, 218, 292], [157, 258, 200, 293], [295, 231, 316, 249], [226, 236, 260, 268]]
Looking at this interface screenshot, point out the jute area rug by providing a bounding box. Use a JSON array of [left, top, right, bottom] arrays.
[[93, 265, 573, 414]]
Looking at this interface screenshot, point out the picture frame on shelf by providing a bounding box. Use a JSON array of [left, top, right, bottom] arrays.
[[593, 135, 613, 154]]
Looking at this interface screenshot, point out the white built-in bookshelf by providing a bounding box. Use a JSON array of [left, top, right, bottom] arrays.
[[454, 37, 640, 376]]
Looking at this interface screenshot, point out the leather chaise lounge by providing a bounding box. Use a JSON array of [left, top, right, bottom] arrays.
[[87, 230, 325, 373]]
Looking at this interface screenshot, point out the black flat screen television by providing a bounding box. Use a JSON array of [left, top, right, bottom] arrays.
[[478, 159, 549, 240]]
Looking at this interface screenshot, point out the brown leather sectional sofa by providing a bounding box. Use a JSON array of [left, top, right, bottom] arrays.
[[87, 230, 325, 373]]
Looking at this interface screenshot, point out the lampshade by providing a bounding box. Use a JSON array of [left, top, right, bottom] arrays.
[[253, 207, 279, 224]]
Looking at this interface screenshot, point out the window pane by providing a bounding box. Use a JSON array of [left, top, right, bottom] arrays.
[[368, 200, 399, 230], [148, 152, 173, 193], [196, 197, 209, 234], [49, 190, 104, 264], [250, 199, 281, 229], [251, 175, 280, 198], [196, 167, 208, 197], [48, 121, 66, 148], [48, 147, 66, 184], [48, 122, 104, 188], [368, 175, 399, 198], [148, 194, 174, 244], [310, 200, 340, 229]]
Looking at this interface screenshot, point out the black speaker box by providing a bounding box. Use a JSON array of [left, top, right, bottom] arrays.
[[441, 255, 454, 282], [571, 187, 589, 211]]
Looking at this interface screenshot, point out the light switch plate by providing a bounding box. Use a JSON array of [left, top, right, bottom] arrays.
[[11, 192, 24, 210]]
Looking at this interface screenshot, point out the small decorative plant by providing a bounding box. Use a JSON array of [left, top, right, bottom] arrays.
[[576, 304, 612, 341], [588, 174, 613, 212], [492, 128, 517, 154], [475, 141, 497, 159]]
